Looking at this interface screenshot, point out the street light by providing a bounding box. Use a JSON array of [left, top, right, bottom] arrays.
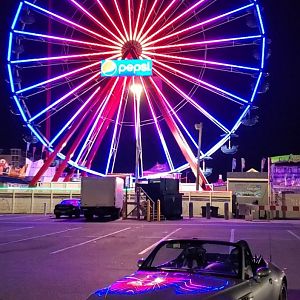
[[195, 123, 203, 191], [131, 82, 143, 220]]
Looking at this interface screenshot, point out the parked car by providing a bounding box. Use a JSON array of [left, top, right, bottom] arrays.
[[87, 239, 287, 299], [54, 198, 81, 218]]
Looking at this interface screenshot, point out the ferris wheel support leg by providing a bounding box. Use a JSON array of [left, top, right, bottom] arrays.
[[84, 84, 125, 171], [148, 78, 210, 190]]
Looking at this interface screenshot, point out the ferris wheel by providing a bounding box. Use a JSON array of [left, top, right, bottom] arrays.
[[7, 0, 266, 183]]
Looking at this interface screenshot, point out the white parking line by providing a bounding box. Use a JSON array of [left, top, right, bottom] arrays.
[[230, 229, 235, 243], [287, 230, 300, 240], [138, 228, 182, 255], [50, 227, 131, 254], [0, 227, 81, 246], [0, 226, 34, 233]]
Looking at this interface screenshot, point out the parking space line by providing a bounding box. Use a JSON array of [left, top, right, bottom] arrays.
[[230, 229, 235, 243], [287, 230, 300, 240], [50, 227, 131, 254], [138, 228, 182, 255], [0, 226, 34, 233], [0, 227, 81, 246]]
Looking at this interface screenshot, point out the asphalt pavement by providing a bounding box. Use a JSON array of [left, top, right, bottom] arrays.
[[0, 214, 300, 300]]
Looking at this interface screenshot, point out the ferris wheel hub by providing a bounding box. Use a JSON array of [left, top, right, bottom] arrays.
[[122, 40, 143, 59]]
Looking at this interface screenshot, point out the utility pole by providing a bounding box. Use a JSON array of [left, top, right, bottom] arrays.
[[195, 123, 203, 191]]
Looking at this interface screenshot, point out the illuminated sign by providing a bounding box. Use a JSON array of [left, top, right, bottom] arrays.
[[101, 59, 152, 77]]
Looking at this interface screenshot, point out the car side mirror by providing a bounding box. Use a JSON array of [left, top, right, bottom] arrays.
[[256, 267, 271, 278], [137, 258, 145, 268]]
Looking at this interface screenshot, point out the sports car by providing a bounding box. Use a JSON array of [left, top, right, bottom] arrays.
[[87, 239, 287, 299]]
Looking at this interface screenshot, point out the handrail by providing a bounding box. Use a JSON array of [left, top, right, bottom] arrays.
[[138, 187, 156, 221]]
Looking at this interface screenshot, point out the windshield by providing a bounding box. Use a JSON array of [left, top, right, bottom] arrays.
[[142, 240, 241, 277]]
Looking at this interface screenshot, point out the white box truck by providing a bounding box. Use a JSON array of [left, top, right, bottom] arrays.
[[81, 177, 124, 220]]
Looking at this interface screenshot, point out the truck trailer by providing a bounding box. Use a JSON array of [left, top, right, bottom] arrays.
[[81, 177, 124, 220]]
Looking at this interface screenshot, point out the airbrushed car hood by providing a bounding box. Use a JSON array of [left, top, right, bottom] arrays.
[[89, 270, 238, 299]]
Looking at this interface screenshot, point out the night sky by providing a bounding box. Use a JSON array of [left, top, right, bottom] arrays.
[[0, 0, 299, 182]]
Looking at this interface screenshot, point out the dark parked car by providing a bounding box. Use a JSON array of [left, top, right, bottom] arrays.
[[87, 239, 287, 300], [54, 198, 81, 218]]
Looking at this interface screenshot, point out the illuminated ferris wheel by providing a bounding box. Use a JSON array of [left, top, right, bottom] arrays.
[[7, 0, 266, 183]]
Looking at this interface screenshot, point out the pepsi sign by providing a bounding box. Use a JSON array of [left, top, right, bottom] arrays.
[[101, 59, 152, 77]]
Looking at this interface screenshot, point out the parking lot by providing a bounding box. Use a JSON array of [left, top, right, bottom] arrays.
[[1, 214, 300, 300]]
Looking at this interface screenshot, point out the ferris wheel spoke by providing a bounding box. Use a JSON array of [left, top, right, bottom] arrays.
[[143, 3, 254, 47], [113, 0, 130, 41], [143, 34, 262, 51], [29, 72, 100, 123], [105, 78, 128, 174], [82, 80, 125, 170], [49, 87, 101, 146], [132, 0, 144, 41], [95, 0, 127, 42], [153, 67, 230, 134], [10, 51, 120, 66], [75, 78, 120, 165], [150, 78, 199, 149], [16, 61, 99, 95], [147, 57, 249, 105], [135, 0, 159, 41], [138, 0, 178, 45], [140, 78, 174, 171], [139, 0, 207, 45], [13, 30, 119, 51], [68, 0, 124, 45], [24, 1, 122, 47], [36, 80, 101, 126], [144, 51, 260, 74]]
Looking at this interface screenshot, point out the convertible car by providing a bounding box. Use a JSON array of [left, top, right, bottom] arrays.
[[87, 239, 287, 299]]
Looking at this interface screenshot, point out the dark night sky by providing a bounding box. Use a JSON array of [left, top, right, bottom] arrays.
[[0, 1, 299, 181]]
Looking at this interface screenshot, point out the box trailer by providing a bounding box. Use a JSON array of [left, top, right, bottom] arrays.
[[81, 177, 124, 220]]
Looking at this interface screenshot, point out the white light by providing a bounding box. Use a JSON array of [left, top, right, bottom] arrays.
[[130, 83, 143, 97]]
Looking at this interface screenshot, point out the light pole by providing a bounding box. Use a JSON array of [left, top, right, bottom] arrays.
[[195, 123, 203, 191], [130, 82, 143, 219]]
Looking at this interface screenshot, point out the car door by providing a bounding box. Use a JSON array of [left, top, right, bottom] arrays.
[[249, 272, 274, 300]]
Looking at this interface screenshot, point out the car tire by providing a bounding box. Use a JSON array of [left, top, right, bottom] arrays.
[[279, 282, 287, 300], [55, 214, 61, 219], [75, 213, 80, 218], [84, 213, 93, 221]]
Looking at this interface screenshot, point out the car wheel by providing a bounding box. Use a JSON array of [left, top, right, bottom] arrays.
[[55, 214, 60, 219], [75, 213, 80, 218], [279, 282, 287, 300]]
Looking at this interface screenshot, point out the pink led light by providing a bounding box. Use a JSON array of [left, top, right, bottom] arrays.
[[148, 57, 248, 104], [138, 0, 178, 44], [14, 30, 120, 50], [24, 1, 122, 46], [69, 0, 124, 45], [143, 3, 254, 47], [143, 35, 261, 51], [152, 66, 230, 133], [96, 0, 127, 42], [113, 0, 130, 41], [140, 0, 207, 45], [143, 51, 259, 72], [136, 0, 158, 41]]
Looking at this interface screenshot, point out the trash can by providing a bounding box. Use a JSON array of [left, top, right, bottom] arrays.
[[201, 206, 219, 217]]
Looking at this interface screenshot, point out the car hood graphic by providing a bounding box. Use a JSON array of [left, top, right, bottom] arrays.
[[90, 270, 238, 299]]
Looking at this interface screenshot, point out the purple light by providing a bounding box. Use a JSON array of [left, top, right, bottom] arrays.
[[139, 0, 207, 44], [143, 51, 260, 72], [149, 57, 248, 105], [24, 1, 122, 46], [50, 87, 101, 145], [29, 72, 100, 123], [16, 61, 99, 95], [143, 35, 262, 51], [140, 78, 174, 170], [143, 3, 254, 47]]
